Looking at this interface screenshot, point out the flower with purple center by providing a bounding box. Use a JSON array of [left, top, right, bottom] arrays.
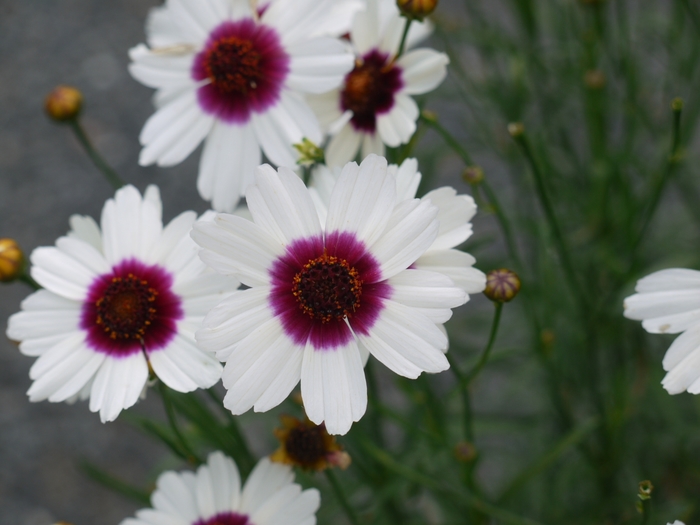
[[6, 185, 239, 422], [192, 154, 467, 434], [308, 0, 449, 168], [129, 0, 359, 213], [121, 452, 319, 525]]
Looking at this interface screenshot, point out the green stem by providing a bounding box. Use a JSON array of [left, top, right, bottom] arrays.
[[325, 470, 361, 525], [421, 114, 522, 268], [467, 303, 504, 383], [158, 381, 202, 465], [68, 119, 125, 190], [396, 18, 413, 58], [511, 132, 584, 305], [446, 353, 473, 442], [204, 388, 256, 469], [18, 272, 40, 290], [640, 498, 651, 525]]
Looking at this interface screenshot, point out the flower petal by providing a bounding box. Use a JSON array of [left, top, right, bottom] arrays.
[[396, 48, 449, 95]]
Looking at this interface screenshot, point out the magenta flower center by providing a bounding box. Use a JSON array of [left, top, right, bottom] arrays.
[[204, 37, 263, 95], [292, 253, 363, 323], [95, 273, 158, 341], [341, 50, 403, 133], [193, 19, 290, 124], [81, 259, 183, 357], [194, 512, 250, 525]]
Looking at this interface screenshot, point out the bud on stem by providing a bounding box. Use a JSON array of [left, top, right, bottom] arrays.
[[0, 238, 24, 283], [45, 85, 83, 122]]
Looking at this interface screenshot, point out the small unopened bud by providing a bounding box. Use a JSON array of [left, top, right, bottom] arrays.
[[397, 0, 438, 19], [45, 85, 83, 122], [638, 480, 653, 501], [0, 238, 24, 283], [484, 268, 521, 303], [328, 450, 352, 470], [454, 441, 477, 462], [584, 70, 606, 90], [672, 97, 684, 112], [293, 138, 325, 167], [462, 166, 484, 185], [507, 122, 525, 138], [421, 109, 438, 123]]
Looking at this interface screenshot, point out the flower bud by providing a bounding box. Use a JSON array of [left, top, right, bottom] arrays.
[[45, 85, 83, 122], [397, 0, 438, 19], [484, 268, 521, 303], [462, 166, 484, 185], [672, 97, 684, 112], [454, 441, 477, 463], [584, 70, 606, 90], [0, 238, 24, 283], [507, 122, 525, 138], [638, 480, 653, 501], [293, 138, 325, 167]]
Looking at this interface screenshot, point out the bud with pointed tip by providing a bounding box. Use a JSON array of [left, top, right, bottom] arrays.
[[0, 238, 24, 283], [45, 85, 83, 122], [484, 268, 521, 303]]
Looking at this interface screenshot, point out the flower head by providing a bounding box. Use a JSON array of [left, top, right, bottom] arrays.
[[121, 452, 320, 525], [45, 85, 83, 121], [129, 0, 358, 212], [623, 268, 700, 396], [484, 268, 521, 303], [0, 238, 24, 282], [309, 0, 448, 168], [6, 185, 239, 422], [193, 154, 468, 434], [271, 415, 350, 471], [397, 0, 439, 19]]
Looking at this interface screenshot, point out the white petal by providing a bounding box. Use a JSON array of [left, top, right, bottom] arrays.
[[149, 334, 222, 391], [240, 458, 294, 516], [357, 300, 449, 378], [152, 211, 197, 264], [198, 122, 261, 213], [192, 214, 282, 287], [255, 487, 320, 525], [247, 165, 322, 245], [635, 268, 700, 293], [221, 318, 302, 415], [68, 215, 103, 251], [129, 44, 196, 91], [663, 342, 700, 395], [361, 131, 385, 158], [164, 0, 228, 41], [394, 158, 421, 201], [55, 237, 111, 276], [351, 0, 381, 55], [397, 48, 449, 95], [263, 0, 347, 46], [415, 250, 486, 293], [376, 94, 418, 147], [324, 154, 396, 247], [369, 198, 439, 279], [204, 451, 242, 513], [178, 274, 240, 316], [624, 290, 700, 333], [663, 324, 700, 372], [7, 290, 81, 342], [30, 246, 94, 301], [423, 188, 476, 249], [306, 90, 344, 131], [89, 353, 149, 422], [388, 269, 467, 310], [152, 470, 199, 522], [325, 123, 362, 169], [300, 339, 367, 435], [286, 37, 354, 94]]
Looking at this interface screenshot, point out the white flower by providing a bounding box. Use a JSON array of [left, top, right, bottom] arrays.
[[310, 158, 486, 294], [624, 268, 700, 394], [192, 154, 468, 434], [129, 0, 356, 212], [121, 452, 320, 525], [6, 185, 239, 422], [668, 522, 685, 525], [308, 0, 449, 168]]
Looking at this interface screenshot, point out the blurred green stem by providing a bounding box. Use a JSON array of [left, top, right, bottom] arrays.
[[640, 498, 651, 525], [204, 388, 255, 470], [18, 272, 40, 291], [68, 119, 125, 190], [468, 303, 504, 383], [511, 131, 584, 305], [421, 114, 522, 268], [158, 381, 202, 465], [396, 18, 413, 58], [325, 470, 361, 525]]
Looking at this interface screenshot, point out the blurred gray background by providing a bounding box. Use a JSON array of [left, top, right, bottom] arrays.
[[0, 0, 498, 523]]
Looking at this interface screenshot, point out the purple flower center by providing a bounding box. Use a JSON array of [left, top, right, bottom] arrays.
[[341, 50, 403, 133], [292, 253, 363, 323], [270, 232, 390, 350], [80, 259, 183, 357], [193, 19, 290, 124], [194, 512, 250, 525]]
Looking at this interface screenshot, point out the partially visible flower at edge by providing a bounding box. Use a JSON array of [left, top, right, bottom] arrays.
[[624, 268, 700, 395], [120, 451, 320, 525], [6, 185, 239, 422]]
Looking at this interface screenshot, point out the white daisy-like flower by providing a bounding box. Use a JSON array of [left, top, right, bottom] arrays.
[[624, 268, 700, 394], [192, 154, 468, 434], [309, 0, 449, 168], [310, 158, 486, 294], [121, 451, 320, 525], [129, 0, 356, 213], [6, 185, 239, 422]]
